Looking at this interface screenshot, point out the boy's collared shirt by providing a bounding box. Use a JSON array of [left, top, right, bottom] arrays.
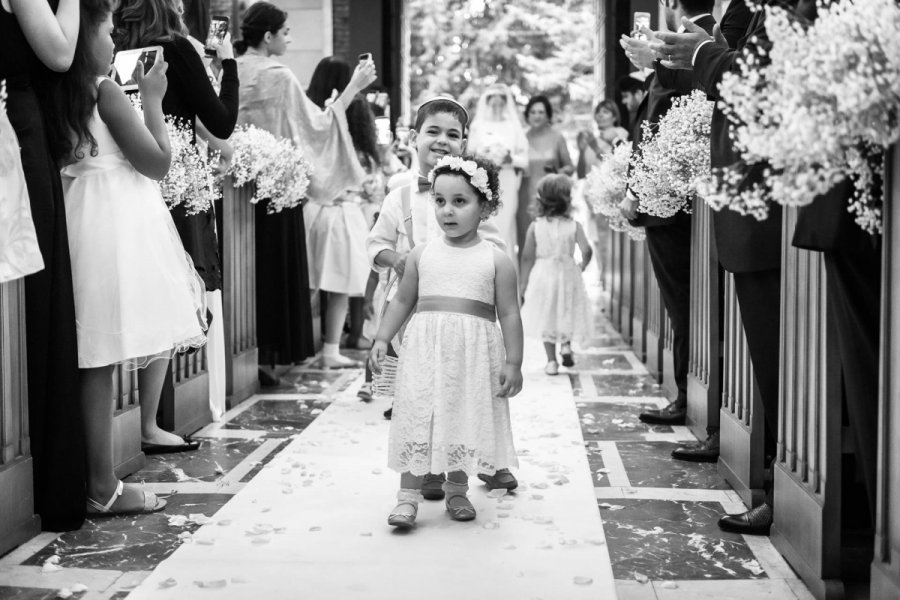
[[366, 180, 508, 274]]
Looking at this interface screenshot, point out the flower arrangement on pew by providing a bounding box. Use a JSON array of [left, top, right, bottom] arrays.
[[583, 143, 645, 241], [129, 95, 218, 215], [710, 0, 900, 234], [226, 125, 312, 214], [629, 90, 713, 219]]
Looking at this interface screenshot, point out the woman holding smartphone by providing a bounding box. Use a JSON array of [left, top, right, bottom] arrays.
[[233, 2, 376, 377], [114, 0, 240, 453]]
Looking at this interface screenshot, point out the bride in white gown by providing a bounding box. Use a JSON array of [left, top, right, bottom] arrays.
[[467, 84, 528, 263]]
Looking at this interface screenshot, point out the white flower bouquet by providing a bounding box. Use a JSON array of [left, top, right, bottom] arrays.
[[583, 143, 645, 241], [480, 142, 510, 166], [227, 125, 312, 214], [629, 90, 713, 219], [128, 95, 218, 215], [715, 0, 900, 234]]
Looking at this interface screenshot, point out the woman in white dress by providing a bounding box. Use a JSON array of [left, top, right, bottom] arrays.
[[467, 83, 528, 263]]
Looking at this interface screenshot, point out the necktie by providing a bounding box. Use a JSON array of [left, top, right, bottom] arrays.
[[417, 176, 431, 193]]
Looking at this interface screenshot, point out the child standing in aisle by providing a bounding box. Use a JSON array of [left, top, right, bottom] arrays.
[[366, 97, 519, 495], [520, 174, 594, 376], [370, 155, 523, 529], [45, 1, 207, 514]]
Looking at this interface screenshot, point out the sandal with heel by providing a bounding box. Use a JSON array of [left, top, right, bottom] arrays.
[[86, 480, 167, 517]]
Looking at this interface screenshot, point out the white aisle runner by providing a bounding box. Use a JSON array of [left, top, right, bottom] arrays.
[[128, 351, 616, 600]]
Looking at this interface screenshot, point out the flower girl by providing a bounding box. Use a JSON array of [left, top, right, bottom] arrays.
[[520, 174, 594, 375], [370, 155, 523, 529], [46, 1, 207, 515]]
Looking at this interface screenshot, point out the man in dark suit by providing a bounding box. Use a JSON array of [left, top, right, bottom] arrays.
[[616, 1, 719, 439], [619, 1, 753, 466], [650, 2, 782, 535]]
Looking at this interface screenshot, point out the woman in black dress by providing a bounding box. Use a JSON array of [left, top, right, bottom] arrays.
[[0, 0, 86, 531], [114, 0, 239, 449]]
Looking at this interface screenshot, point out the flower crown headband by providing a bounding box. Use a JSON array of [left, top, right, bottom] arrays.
[[427, 155, 494, 202]]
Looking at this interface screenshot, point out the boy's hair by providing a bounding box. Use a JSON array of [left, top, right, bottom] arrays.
[[534, 174, 573, 218], [430, 154, 501, 217], [43, 0, 114, 162], [414, 97, 469, 133]]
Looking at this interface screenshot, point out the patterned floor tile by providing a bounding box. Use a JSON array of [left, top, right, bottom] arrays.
[[572, 353, 633, 372], [616, 442, 730, 489], [222, 398, 328, 435], [601, 498, 766, 580], [592, 374, 668, 398], [0, 588, 60, 600], [22, 494, 230, 572], [124, 438, 267, 484], [577, 403, 673, 441]]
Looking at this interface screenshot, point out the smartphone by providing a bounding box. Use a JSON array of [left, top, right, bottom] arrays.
[[633, 11, 651, 40], [374, 116, 392, 146], [112, 46, 163, 92], [358, 52, 372, 63], [205, 16, 230, 57]]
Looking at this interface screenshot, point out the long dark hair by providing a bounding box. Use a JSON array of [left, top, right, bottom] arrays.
[[114, 0, 187, 49], [44, 0, 113, 162], [182, 0, 211, 42], [306, 56, 352, 109], [233, 2, 287, 55], [346, 95, 381, 168]]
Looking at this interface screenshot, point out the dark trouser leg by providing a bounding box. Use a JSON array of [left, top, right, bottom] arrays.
[[645, 216, 692, 407], [732, 268, 781, 505], [823, 236, 881, 519]]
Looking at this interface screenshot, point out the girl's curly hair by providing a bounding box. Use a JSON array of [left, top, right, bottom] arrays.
[[430, 154, 502, 218], [534, 173, 573, 218]]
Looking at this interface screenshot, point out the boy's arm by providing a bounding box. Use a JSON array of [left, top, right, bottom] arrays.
[[494, 250, 524, 398], [367, 189, 403, 273], [477, 216, 509, 253], [374, 245, 422, 343]]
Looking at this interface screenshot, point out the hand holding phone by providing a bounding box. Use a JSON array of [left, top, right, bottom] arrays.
[[358, 52, 373, 64], [205, 16, 230, 57], [633, 12, 651, 40], [135, 50, 168, 102], [113, 46, 164, 91]]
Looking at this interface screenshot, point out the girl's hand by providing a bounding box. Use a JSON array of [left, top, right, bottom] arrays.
[[212, 31, 234, 62], [135, 53, 169, 103], [498, 363, 523, 398], [350, 60, 377, 91], [369, 340, 388, 374]]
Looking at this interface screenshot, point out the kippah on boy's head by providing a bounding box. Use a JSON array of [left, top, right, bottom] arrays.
[[414, 97, 469, 133]]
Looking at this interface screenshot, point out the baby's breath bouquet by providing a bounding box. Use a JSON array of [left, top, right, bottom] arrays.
[[227, 125, 312, 214], [583, 143, 645, 241], [714, 0, 900, 234], [628, 90, 713, 219], [128, 95, 218, 215]]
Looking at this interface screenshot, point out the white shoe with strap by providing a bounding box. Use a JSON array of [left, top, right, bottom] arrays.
[[86, 480, 167, 516]]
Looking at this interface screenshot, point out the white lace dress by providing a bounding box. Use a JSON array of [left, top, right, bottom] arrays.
[[387, 238, 518, 477], [522, 217, 593, 344], [61, 84, 207, 369]]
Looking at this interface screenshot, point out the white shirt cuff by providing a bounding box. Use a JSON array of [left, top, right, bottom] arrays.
[[692, 40, 714, 67]]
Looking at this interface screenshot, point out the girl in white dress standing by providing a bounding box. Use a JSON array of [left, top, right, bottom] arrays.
[[47, 1, 207, 515], [520, 174, 594, 376], [370, 155, 524, 529], [468, 83, 528, 262]]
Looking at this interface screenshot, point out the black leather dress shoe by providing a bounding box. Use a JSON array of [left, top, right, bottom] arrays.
[[718, 503, 773, 535], [638, 403, 686, 425], [671, 431, 720, 463]]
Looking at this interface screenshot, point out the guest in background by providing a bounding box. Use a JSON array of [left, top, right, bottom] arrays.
[[1, 0, 87, 530], [468, 83, 528, 262], [305, 56, 377, 368], [232, 2, 375, 380], [617, 75, 647, 131], [517, 94, 574, 261]]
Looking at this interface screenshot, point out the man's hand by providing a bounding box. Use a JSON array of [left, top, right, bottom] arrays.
[[650, 19, 714, 70], [619, 34, 657, 70], [619, 194, 639, 221]]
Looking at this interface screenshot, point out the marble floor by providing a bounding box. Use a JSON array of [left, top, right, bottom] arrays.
[[0, 287, 816, 600]]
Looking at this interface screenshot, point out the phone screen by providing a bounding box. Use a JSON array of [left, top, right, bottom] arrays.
[[205, 17, 229, 55], [112, 46, 162, 91], [374, 117, 392, 146], [633, 12, 651, 40]]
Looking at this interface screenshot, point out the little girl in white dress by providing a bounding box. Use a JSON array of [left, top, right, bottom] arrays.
[[520, 174, 594, 375], [370, 154, 524, 529], [49, 6, 206, 516]]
